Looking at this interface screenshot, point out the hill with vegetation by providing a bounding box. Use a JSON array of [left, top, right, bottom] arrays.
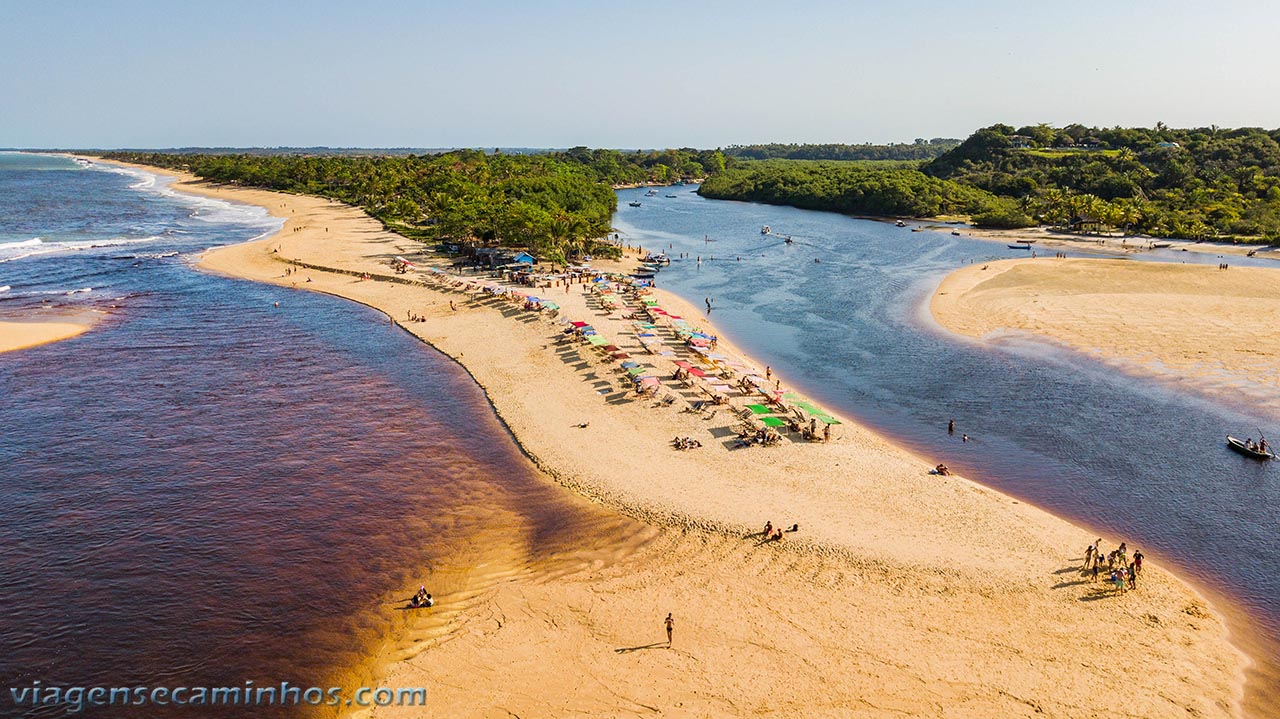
[[923, 123, 1280, 241], [101, 149, 722, 264]]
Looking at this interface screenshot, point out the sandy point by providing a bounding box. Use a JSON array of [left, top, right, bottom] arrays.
[[0, 314, 99, 354], [931, 257, 1280, 394], [95, 158, 1252, 718]]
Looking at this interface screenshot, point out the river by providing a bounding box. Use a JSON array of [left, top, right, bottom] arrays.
[[615, 185, 1280, 711]]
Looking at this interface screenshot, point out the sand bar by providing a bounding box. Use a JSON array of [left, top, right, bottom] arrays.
[[99, 159, 1250, 718], [932, 258, 1280, 395], [0, 317, 97, 354]]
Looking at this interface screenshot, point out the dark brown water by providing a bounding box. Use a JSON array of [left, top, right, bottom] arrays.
[[0, 270, 645, 718]]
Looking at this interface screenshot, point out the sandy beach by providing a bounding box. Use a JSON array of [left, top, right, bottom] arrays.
[[909, 220, 1280, 262], [102, 159, 1251, 718], [931, 258, 1280, 397], [0, 316, 97, 354]]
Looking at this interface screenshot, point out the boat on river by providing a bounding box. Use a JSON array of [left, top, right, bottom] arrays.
[[1227, 435, 1275, 460], [895, 220, 906, 227], [761, 225, 771, 235], [628, 201, 641, 207], [1008, 243, 1032, 250]]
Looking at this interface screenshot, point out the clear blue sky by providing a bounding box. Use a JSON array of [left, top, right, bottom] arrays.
[[3, 0, 1279, 148]]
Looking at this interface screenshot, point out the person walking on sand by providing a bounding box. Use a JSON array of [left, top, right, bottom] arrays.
[[664, 613, 674, 647]]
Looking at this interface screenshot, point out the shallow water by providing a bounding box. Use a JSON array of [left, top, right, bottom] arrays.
[[615, 187, 1280, 712], [0, 155, 641, 718]]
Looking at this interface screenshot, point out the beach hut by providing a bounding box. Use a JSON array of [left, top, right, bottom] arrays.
[[513, 251, 537, 265]]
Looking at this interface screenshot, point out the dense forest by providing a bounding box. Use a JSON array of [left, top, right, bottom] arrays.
[[101, 149, 723, 264], [723, 140, 960, 162], [105, 123, 1280, 248], [923, 123, 1280, 240], [697, 160, 1005, 218]]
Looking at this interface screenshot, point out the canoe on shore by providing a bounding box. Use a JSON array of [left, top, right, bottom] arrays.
[[1226, 435, 1275, 460]]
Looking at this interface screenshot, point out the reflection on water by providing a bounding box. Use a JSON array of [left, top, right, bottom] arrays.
[[615, 188, 1280, 714]]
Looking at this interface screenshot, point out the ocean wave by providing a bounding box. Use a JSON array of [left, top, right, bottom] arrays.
[[0, 235, 164, 264], [92, 163, 278, 229], [0, 237, 44, 249]]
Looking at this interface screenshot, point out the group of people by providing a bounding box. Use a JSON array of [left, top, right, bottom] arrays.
[[1242, 437, 1270, 454], [761, 520, 800, 542], [1083, 539, 1144, 594], [672, 436, 702, 450], [409, 585, 434, 608], [735, 426, 782, 448]]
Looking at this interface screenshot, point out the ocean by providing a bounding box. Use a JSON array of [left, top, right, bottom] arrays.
[[0, 154, 632, 718]]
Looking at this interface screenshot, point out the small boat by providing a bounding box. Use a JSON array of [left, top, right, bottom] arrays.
[[1227, 435, 1275, 460], [951, 230, 961, 236], [1247, 249, 1258, 257], [911, 228, 924, 232], [628, 201, 642, 207], [1151, 242, 1172, 249], [783, 237, 794, 245], [895, 220, 906, 227], [665, 194, 677, 198], [1008, 243, 1032, 250], [761, 226, 771, 235], [645, 189, 658, 197]]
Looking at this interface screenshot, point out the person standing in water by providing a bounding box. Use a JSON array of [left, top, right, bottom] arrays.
[[665, 613, 674, 646], [948, 418, 955, 435]]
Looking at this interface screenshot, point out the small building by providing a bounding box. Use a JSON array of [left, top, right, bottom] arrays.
[[1156, 141, 1181, 149], [1009, 135, 1034, 149], [512, 251, 537, 265], [1068, 213, 1104, 234]]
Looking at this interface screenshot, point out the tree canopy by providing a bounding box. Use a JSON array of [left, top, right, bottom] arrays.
[[100, 149, 718, 264], [697, 160, 1003, 218], [925, 123, 1280, 240]]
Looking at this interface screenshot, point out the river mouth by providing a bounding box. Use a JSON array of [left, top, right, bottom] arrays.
[[614, 187, 1280, 715]]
